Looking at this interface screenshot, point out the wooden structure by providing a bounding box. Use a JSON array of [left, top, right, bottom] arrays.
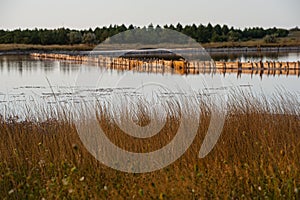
[[30, 53, 300, 76]]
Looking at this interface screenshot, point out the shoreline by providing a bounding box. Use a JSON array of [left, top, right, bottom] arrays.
[[1, 45, 300, 56]]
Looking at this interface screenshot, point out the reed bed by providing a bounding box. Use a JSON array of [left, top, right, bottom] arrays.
[[0, 90, 299, 199]]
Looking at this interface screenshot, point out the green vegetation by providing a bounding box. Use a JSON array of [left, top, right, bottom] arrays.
[[0, 91, 299, 199], [264, 34, 277, 43], [0, 23, 292, 46]]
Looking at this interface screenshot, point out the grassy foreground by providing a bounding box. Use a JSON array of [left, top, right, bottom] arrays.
[[0, 92, 299, 199]]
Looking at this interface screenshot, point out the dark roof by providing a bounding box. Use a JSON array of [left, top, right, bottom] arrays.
[[119, 49, 185, 61]]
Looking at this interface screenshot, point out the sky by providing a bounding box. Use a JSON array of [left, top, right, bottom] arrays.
[[0, 0, 299, 30]]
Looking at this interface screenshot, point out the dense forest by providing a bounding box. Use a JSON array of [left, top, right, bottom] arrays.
[[0, 23, 291, 45]]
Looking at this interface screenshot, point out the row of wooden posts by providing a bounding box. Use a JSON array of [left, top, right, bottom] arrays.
[[30, 53, 300, 76]]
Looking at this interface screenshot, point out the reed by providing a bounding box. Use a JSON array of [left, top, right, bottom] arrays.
[[0, 90, 299, 199]]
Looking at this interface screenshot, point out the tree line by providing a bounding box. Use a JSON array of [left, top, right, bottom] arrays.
[[0, 23, 290, 45]]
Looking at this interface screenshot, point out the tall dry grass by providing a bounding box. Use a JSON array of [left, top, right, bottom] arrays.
[[0, 91, 299, 199]]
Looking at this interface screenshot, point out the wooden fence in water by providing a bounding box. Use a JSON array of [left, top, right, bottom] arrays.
[[30, 53, 300, 76]]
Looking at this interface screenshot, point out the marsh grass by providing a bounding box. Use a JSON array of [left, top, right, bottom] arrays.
[[0, 91, 299, 199]]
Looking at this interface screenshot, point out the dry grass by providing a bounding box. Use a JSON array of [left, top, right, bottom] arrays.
[[0, 91, 299, 199], [0, 44, 93, 51], [203, 38, 300, 48], [0, 39, 298, 51]]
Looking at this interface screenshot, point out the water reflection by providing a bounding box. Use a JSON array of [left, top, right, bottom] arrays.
[[60, 61, 82, 74], [211, 52, 300, 62]]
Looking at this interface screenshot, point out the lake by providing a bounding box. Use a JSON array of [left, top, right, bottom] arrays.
[[0, 52, 299, 118]]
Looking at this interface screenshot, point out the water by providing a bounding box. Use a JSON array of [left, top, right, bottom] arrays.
[[211, 52, 300, 62], [0, 54, 299, 118]]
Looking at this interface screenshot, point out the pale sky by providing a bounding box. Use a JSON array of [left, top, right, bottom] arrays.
[[0, 0, 299, 30]]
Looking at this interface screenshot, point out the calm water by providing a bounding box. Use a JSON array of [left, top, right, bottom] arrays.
[[211, 51, 300, 62], [0, 54, 299, 117]]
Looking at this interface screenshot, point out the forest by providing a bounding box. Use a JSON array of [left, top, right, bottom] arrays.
[[0, 23, 291, 45]]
